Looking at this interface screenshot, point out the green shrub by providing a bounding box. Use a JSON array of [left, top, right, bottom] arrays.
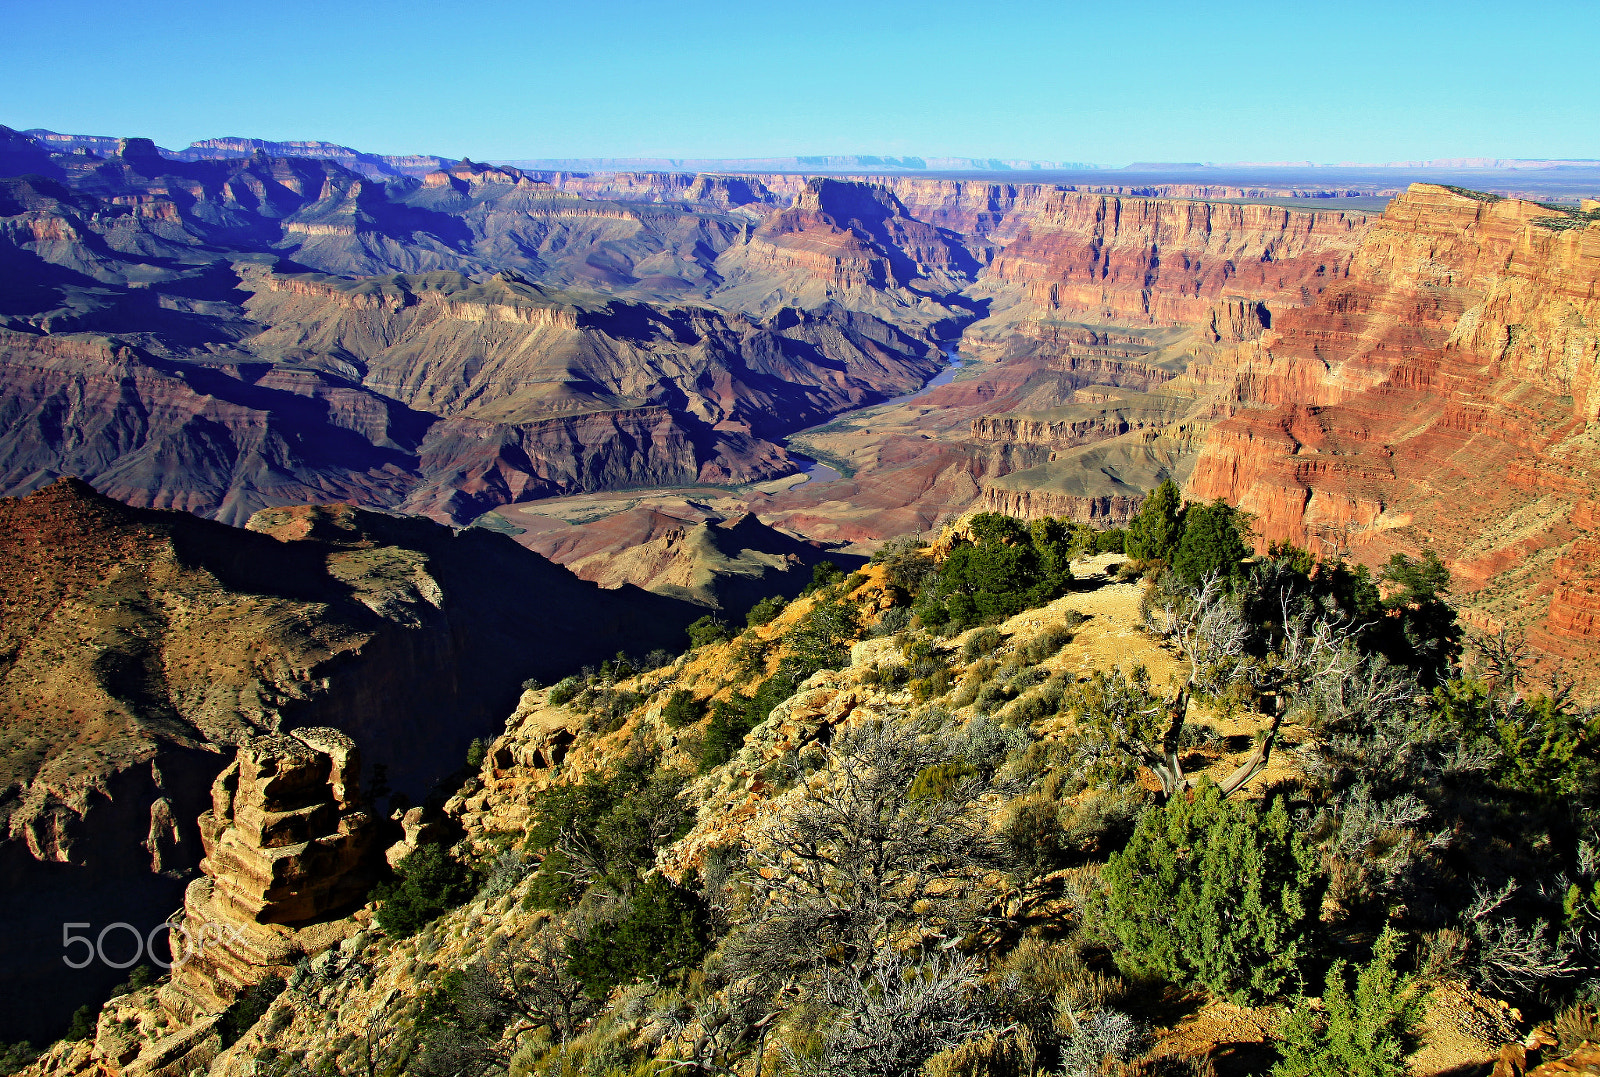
[[874, 538, 937, 594], [526, 749, 690, 902], [686, 614, 731, 649], [661, 689, 705, 729], [963, 627, 1004, 662], [1376, 549, 1461, 679], [1171, 499, 1250, 586], [861, 661, 911, 689], [1060, 788, 1146, 859], [374, 843, 477, 937], [1434, 678, 1599, 800], [1124, 480, 1185, 563], [465, 737, 489, 769], [995, 938, 1124, 1033], [219, 974, 286, 1047], [1008, 666, 1049, 693], [975, 683, 1013, 715], [961, 716, 1028, 773], [909, 761, 977, 801], [730, 633, 773, 677], [746, 594, 786, 627], [547, 676, 582, 706], [1272, 931, 1421, 1077], [108, 963, 155, 998], [785, 596, 860, 677], [951, 659, 997, 708], [1100, 780, 1324, 1003], [565, 874, 708, 998], [910, 668, 953, 701], [1004, 793, 1068, 878], [915, 514, 1073, 630], [1006, 690, 1059, 725], [62, 1004, 97, 1042], [1094, 528, 1127, 555], [804, 560, 844, 594], [699, 698, 758, 772], [0, 1042, 36, 1077], [1021, 626, 1073, 664]]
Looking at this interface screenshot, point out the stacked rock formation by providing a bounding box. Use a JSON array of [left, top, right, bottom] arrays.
[[164, 728, 380, 1017]]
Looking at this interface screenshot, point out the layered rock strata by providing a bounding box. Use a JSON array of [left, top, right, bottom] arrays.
[[29, 731, 382, 1077], [1185, 184, 1600, 671], [166, 729, 378, 1017]]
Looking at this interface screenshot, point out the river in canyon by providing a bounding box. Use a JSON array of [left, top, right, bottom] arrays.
[[786, 346, 966, 487]]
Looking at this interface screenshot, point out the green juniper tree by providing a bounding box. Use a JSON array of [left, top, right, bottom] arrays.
[[1100, 779, 1325, 1003], [1272, 931, 1421, 1077], [1171, 499, 1251, 585], [1125, 479, 1185, 563]]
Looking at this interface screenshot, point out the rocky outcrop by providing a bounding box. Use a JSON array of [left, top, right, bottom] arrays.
[[970, 397, 1180, 448], [27, 731, 383, 1077], [709, 177, 978, 326], [978, 485, 1148, 525], [196, 731, 376, 927], [167, 729, 379, 1017], [0, 479, 699, 1040]]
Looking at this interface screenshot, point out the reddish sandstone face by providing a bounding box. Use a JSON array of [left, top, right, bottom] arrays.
[[1186, 184, 1600, 678], [982, 193, 1369, 328]]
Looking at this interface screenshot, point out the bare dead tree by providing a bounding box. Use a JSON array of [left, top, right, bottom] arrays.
[[256, 1002, 410, 1077], [1465, 879, 1592, 996], [484, 920, 601, 1046], [351, 1003, 410, 1077], [1141, 574, 1396, 798], [1130, 574, 1250, 794], [781, 949, 998, 1077], [1220, 590, 1371, 795], [728, 714, 1009, 977], [1472, 627, 1532, 713], [654, 982, 776, 1077], [1065, 664, 1187, 796]]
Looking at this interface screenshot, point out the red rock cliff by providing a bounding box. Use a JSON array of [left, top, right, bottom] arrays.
[[1186, 184, 1600, 669]]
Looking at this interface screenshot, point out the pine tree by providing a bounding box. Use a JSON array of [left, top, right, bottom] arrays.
[[565, 874, 708, 998], [374, 843, 477, 936]]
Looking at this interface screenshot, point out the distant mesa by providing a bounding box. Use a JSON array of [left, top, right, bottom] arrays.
[[494, 154, 1097, 173], [115, 136, 161, 158]]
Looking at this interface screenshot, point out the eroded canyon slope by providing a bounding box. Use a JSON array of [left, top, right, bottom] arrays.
[[0, 139, 949, 525], [1186, 185, 1600, 676], [0, 477, 697, 1041], [6, 129, 1599, 674]]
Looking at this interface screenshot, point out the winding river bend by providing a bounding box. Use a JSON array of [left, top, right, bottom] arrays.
[[786, 347, 965, 487]]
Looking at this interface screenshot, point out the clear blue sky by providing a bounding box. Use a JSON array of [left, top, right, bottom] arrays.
[[3, 0, 1595, 165]]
